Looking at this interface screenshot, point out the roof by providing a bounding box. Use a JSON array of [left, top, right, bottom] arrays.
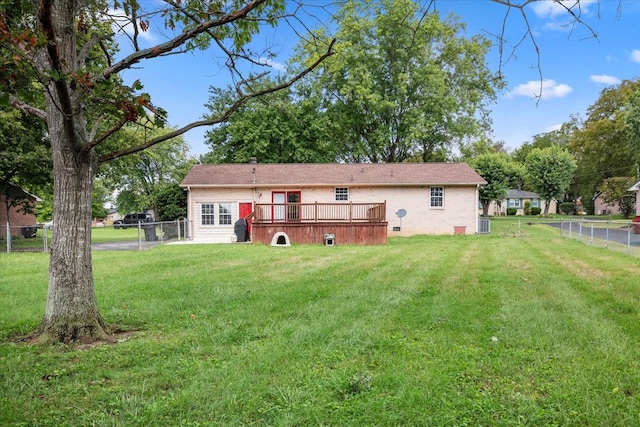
[[180, 163, 487, 188], [2, 183, 42, 202], [506, 189, 540, 199]]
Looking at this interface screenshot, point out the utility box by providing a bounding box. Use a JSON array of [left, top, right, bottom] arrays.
[[324, 233, 335, 246]]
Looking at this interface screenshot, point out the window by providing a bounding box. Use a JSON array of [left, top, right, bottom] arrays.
[[335, 187, 349, 201], [531, 199, 540, 208], [430, 187, 444, 207], [508, 199, 521, 208], [201, 204, 216, 225], [201, 202, 234, 226], [219, 203, 232, 225]]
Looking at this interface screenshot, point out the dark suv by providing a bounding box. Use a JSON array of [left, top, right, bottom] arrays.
[[113, 213, 153, 229]]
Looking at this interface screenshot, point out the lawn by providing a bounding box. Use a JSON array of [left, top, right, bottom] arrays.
[[2, 221, 640, 425]]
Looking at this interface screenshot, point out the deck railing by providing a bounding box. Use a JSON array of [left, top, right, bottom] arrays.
[[254, 201, 386, 223]]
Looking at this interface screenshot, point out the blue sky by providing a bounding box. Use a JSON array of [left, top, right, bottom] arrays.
[[115, 1, 640, 157]]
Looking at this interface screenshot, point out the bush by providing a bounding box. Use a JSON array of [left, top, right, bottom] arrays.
[[559, 202, 575, 215], [531, 207, 542, 215], [524, 201, 531, 215], [507, 208, 517, 216]]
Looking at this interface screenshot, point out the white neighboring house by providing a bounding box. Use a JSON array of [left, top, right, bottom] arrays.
[[180, 162, 487, 244], [628, 181, 640, 218]]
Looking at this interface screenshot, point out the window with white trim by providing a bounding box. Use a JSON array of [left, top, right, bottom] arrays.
[[335, 187, 349, 201], [531, 199, 540, 208], [201, 202, 234, 226], [201, 203, 216, 225], [430, 187, 444, 207], [219, 203, 232, 225], [508, 199, 521, 208]]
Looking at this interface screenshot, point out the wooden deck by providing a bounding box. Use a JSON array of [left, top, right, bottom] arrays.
[[251, 202, 388, 245]]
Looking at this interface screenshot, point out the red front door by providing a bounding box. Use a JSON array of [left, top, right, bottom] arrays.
[[239, 202, 253, 234]]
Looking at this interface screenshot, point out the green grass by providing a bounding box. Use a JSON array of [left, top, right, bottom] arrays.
[[3, 222, 640, 425]]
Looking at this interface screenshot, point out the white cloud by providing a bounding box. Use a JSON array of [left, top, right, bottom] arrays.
[[108, 8, 156, 44], [590, 75, 621, 85], [631, 50, 640, 63], [530, 0, 597, 19], [259, 57, 286, 72], [507, 80, 572, 100], [546, 123, 563, 133]]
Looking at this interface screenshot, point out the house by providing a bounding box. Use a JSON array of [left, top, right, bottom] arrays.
[[482, 189, 556, 216], [628, 181, 640, 217], [0, 183, 40, 238], [179, 162, 486, 245], [592, 191, 621, 215]]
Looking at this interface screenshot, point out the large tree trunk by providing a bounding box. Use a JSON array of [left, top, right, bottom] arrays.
[[34, 0, 111, 344], [35, 108, 111, 344]]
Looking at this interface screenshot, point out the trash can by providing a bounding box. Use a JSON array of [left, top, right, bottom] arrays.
[[142, 224, 158, 241], [234, 218, 249, 242], [22, 226, 38, 238]]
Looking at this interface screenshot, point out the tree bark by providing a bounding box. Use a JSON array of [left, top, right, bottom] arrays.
[[34, 0, 111, 344], [35, 93, 111, 344]]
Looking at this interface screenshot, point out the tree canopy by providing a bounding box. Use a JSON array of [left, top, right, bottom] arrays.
[[287, 0, 503, 163], [525, 146, 577, 214], [203, 83, 338, 164], [471, 153, 524, 216]]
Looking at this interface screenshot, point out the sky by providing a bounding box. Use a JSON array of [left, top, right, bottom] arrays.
[[115, 0, 640, 157]]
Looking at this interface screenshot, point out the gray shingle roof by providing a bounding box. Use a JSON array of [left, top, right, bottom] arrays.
[[180, 163, 487, 187], [507, 189, 540, 199]]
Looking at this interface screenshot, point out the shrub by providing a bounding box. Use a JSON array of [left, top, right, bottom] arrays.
[[524, 201, 531, 215], [531, 207, 542, 215], [507, 208, 517, 216], [559, 202, 575, 215]]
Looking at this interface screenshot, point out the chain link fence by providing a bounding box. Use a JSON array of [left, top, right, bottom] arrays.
[[1, 220, 192, 253], [554, 218, 640, 257]]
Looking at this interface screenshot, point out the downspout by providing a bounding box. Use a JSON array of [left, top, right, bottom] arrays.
[[186, 186, 192, 239], [475, 184, 480, 234]]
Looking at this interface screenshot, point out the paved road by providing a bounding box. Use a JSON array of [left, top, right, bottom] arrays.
[[546, 221, 640, 247]]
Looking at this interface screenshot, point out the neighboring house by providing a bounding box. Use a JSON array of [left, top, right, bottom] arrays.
[[180, 163, 487, 244], [482, 189, 556, 216], [629, 181, 640, 217], [592, 191, 621, 215], [0, 184, 40, 238], [105, 207, 123, 225]]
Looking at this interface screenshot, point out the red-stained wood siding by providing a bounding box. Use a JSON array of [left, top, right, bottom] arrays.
[[251, 222, 388, 245]]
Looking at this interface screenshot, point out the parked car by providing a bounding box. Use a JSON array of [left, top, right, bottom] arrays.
[[113, 213, 153, 229]]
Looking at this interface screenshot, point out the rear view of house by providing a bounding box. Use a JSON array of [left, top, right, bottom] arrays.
[[180, 163, 486, 244]]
